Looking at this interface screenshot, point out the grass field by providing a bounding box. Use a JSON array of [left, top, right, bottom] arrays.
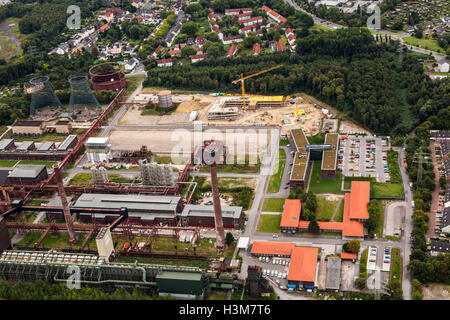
[[308, 161, 343, 194], [123, 75, 145, 100], [371, 183, 403, 199], [15, 231, 96, 249], [115, 255, 210, 269], [267, 160, 285, 193], [279, 148, 286, 160], [280, 138, 290, 146], [69, 173, 134, 185], [334, 199, 345, 222], [311, 24, 333, 32], [344, 176, 375, 189], [403, 36, 445, 53], [257, 214, 281, 233], [0, 160, 56, 168], [262, 198, 285, 212], [316, 196, 339, 221], [0, 160, 18, 167], [390, 248, 402, 286]]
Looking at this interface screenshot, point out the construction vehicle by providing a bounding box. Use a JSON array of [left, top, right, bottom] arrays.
[[232, 65, 282, 109]]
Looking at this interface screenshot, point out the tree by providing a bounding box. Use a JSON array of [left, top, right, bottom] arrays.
[[346, 240, 360, 254], [308, 218, 320, 233], [384, 279, 403, 300], [355, 277, 366, 289], [225, 232, 234, 246], [181, 21, 199, 37], [181, 46, 196, 58]]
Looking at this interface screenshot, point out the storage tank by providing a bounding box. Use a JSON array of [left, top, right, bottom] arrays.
[[158, 90, 173, 109]]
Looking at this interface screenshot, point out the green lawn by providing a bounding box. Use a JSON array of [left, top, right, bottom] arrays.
[[279, 148, 286, 160], [403, 36, 445, 53], [311, 24, 333, 32], [267, 160, 285, 193], [70, 173, 134, 185], [257, 214, 281, 233], [115, 255, 210, 269], [0, 160, 18, 167], [390, 248, 402, 285], [344, 176, 375, 189], [280, 138, 290, 146], [307, 133, 325, 145], [316, 196, 339, 221], [208, 291, 228, 300], [371, 183, 403, 199], [308, 161, 343, 194], [122, 75, 145, 100], [334, 199, 345, 222], [262, 198, 285, 212], [15, 231, 94, 249]]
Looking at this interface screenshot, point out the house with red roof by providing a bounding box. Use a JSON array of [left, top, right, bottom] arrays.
[[280, 199, 301, 232], [262, 5, 287, 24], [252, 42, 261, 55], [156, 58, 172, 67], [237, 12, 252, 21], [286, 181, 370, 239], [225, 8, 252, 16], [277, 39, 286, 52], [191, 53, 207, 63], [222, 35, 243, 45], [98, 24, 110, 33], [285, 28, 296, 48], [287, 247, 319, 290], [240, 16, 263, 27], [250, 241, 295, 257], [227, 44, 237, 56]]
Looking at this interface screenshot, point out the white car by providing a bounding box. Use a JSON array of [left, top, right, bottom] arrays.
[[270, 270, 274, 277], [265, 257, 269, 263], [273, 259, 276, 265], [278, 273, 282, 279], [259, 257, 262, 262], [274, 271, 278, 277], [283, 273, 287, 279]]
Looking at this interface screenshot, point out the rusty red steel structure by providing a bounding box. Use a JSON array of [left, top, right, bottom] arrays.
[[53, 164, 76, 243]]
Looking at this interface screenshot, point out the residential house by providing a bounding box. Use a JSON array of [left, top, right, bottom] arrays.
[[157, 58, 173, 67]]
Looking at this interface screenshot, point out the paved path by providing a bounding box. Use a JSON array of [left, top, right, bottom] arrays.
[[396, 146, 413, 300], [428, 140, 440, 240], [330, 199, 342, 221]]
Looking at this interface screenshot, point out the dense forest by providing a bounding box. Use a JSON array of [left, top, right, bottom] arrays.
[[144, 27, 449, 136]]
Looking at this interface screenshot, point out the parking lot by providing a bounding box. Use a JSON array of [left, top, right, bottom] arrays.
[[250, 255, 291, 288], [338, 135, 391, 183]]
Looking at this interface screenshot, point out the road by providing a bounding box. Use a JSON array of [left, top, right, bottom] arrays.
[[396, 146, 413, 300]]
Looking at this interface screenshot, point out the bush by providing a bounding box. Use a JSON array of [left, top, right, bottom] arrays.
[[412, 290, 422, 300], [355, 277, 366, 289]]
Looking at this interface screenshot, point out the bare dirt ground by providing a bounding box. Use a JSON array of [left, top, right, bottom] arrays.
[[340, 261, 358, 291], [339, 120, 371, 135], [324, 194, 345, 201], [108, 129, 272, 153], [203, 177, 257, 189], [118, 106, 191, 126], [176, 99, 211, 113], [422, 283, 450, 300], [323, 119, 338, 132]]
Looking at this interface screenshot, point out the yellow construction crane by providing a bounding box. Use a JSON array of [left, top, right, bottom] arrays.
[[232, 64, 283, 109]]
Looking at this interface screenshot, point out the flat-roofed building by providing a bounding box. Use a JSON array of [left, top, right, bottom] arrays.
[[0, 139, 15, 151], [289, 128, 310, 189], [280, 199, 301, 233], [287, 247, 318, 290], [11, 120, 45, 136], [250, 241, 295, 257], [325, 257, 341, 291], [321, 133, 338, 178], [85, 137, 111, 163], [55, 120, 72, 134], [180, 204, 242, 229], [74, 193, 182, 226], [6, 164, 48, 184]]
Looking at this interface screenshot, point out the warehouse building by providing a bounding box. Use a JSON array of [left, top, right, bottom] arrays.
[[250, 241, 295, 257], [0, 139, 15, 151], [57, 135, 78, 151], [11, 120, 46, 136], [37, 141, 56, 152], [180, 204, 243, 229], [73, 193, 182, 226], [287, 247, 319, 291], [16, 141, 35, 152], [156, 271, 206, 299], [325, 257, 341, 291], [321, 133, 339, 178], [6, 164, 48, 185]]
